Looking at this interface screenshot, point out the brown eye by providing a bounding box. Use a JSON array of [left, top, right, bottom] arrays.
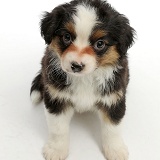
[[63, 33, 72, 45], [94, 40, 106, 51]]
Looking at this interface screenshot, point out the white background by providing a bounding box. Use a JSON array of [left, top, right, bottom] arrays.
[[0, 0, 160, 160]]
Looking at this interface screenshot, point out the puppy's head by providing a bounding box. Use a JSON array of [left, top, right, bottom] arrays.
[[41, 0, 135, 76]]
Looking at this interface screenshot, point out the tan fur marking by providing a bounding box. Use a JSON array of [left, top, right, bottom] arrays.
[[65, 22, 76, 35], [80, 46, 96, 56], [99, 89, 124, 107], [63, 45, 96, 58], [46, 84, 71, 100], [108, 90, 123, 105], [98, 46, 120, 66], [62, 44, 78, 58], [49, 37, 62, 56], [92, 30, 107, 40], [99, 109, 113, 124]]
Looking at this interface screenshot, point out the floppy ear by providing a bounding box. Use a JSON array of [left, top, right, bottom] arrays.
[[116, 15, 135, 55], [40, 6, 66, 44], [108, 15, 135, 55]]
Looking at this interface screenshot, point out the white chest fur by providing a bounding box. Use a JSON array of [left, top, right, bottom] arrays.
[[70, 76, 97, 112], [48, 66, 117, 113], [69, 66, 116, 112]]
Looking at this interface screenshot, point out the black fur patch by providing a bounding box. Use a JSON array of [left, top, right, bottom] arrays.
[[96, 97, 126, 124], [44, 91, 72, 114], [42, 48, 71, 91]]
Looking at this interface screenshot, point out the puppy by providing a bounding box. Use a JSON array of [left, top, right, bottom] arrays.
[[30, 0, 135, 159]]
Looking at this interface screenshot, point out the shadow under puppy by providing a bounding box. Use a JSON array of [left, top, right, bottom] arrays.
[[30, 0, 135, 159]]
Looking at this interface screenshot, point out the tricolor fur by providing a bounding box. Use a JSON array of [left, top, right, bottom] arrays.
[[30, 0, 135, 159]]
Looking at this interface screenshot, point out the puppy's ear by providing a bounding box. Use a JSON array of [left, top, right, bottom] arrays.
[[109, 15, 135, 55], [116, 15, 135, 55], [40, 6, 66, 44]]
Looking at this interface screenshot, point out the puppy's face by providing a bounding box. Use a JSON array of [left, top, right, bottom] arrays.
[[41, 0, 135, 76]]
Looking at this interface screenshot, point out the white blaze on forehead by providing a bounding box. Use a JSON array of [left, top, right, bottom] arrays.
[[73, 5, 97, 48]]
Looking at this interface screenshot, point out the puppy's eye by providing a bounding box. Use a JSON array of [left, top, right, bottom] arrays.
[[63, 33, 72, 45], [94, 40, 106, 51]]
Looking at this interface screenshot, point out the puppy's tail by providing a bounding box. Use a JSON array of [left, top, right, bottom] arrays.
[[30, 71, 44, 104]]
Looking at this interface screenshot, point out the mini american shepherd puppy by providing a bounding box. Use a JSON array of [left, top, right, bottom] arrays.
[[30, 0, 135, 159]]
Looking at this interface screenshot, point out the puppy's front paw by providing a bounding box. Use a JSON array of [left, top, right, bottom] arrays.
[[103, 143, 129, 160], [42, 143, 68, 160]]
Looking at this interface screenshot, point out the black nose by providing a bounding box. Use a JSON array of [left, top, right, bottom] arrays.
[[71, 62, 85, 73]]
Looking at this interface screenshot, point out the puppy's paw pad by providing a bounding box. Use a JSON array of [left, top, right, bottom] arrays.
[[42, 143, 68, 160], [103, 144, 129, 160]]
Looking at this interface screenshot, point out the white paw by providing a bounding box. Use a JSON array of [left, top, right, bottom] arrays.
[[42, 143, 68, 160], [103, 143, 129, 160]]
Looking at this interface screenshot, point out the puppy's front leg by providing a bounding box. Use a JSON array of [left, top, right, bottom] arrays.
[[98, 101, 128, 160], [43, 103, 74, 160]]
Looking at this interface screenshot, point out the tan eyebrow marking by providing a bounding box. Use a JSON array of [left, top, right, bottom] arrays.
[[64, 22, 76, 35], [91, 30, 107, 40]]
